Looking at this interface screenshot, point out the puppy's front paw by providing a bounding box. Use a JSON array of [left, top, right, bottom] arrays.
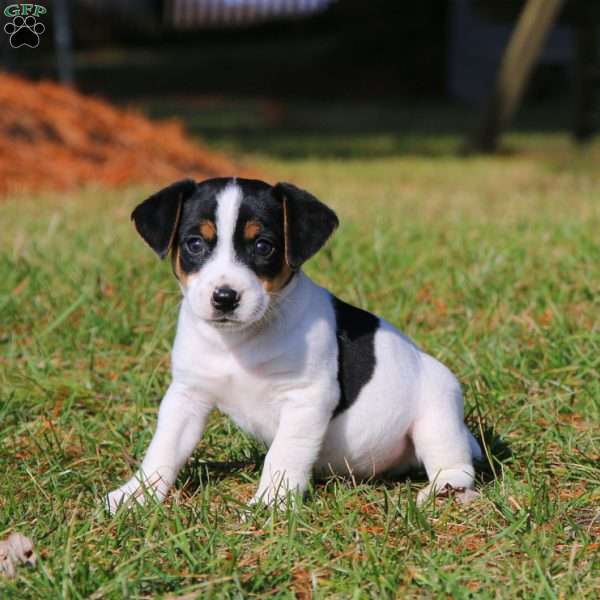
[[106, 487, 135, 514], [241, 493, 284, 523], [106, 472, 172, 514], [249, 487, 300, 512], [250, 488, 281, 509], [105, 479, 148, 514]]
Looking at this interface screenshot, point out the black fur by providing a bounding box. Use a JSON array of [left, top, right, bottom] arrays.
[[131, 179, 197, 258], [232, 180, 287, 280], [132, 178, 339, 281], [176, 179, 222, 274], [272, 182, 339, 269], [331, 296, 379, 419]]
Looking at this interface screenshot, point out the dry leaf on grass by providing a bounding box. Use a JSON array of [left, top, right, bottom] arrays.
[[0, 532, 37, 579]]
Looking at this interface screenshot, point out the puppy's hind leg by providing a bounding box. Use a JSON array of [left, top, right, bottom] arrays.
[[412, 366, 481, 505]]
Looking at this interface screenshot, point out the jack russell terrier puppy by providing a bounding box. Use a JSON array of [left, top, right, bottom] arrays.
[[106, 177, 482, 513]]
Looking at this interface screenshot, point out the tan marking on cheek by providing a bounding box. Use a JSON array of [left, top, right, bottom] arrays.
[[172, 247, 188, 286], [199, 220, 216, 241], [261, 263, 293, 293], [244, 220, 262, 240]]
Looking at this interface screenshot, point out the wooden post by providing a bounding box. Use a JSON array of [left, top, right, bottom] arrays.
[[470, 0, 566, 153], [53, 0, 74, 85]]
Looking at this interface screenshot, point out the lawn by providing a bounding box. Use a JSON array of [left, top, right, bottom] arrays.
[[1, 104, 599, 598]]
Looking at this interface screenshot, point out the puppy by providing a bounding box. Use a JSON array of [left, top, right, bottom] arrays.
[[107, 177, 482, 512]]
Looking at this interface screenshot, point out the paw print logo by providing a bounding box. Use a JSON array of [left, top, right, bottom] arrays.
[[4, 15, 45, 48]]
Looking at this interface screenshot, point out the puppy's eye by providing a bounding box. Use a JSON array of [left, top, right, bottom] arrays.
[[185, 237, 206, 256], [255, 238, 274, 257]]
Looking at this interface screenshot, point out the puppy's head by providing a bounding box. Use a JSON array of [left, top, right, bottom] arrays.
[[132, 177, 338, 330]]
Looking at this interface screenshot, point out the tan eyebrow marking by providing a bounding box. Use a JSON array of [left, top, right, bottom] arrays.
[[199, 219, 216, 241], [244, 220, 262, 240]]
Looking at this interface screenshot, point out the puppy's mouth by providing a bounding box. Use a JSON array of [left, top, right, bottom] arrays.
[[202, 298, 269, 331], [208, 314, 243, 327], [207, 308, 266, 331]]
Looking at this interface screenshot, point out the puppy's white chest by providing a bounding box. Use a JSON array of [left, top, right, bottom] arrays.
[[173, 340, 284, 445], [215, 373, 281, 445], [171, 278, 336, 446]]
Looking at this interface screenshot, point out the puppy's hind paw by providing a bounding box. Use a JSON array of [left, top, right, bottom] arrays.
[[455, 488, 480, 505], [417, 482, 480, 506]]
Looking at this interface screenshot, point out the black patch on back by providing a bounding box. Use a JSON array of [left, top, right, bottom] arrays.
[[331, 296, 379, 419], [233, 179, 287, 280]]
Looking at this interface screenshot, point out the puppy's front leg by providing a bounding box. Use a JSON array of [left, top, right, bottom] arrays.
[[251, 396, 332, 508], [106, 381, 213, 513]]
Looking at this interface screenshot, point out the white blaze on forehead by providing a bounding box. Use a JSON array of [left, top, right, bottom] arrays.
[[214, 182, 242, 262], [183, 180, 270, 324]]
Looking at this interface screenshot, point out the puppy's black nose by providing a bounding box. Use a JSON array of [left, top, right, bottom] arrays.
[[211, 286, 240, 313]]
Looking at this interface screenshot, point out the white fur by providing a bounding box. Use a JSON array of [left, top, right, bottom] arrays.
[[107, 185, 482, 513]]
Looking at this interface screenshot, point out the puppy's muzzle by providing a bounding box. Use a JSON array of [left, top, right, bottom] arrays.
[[211, 286, 240, 313]]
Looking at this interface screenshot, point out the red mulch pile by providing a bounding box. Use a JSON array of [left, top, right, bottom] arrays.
[[0, 72, 243, 196]]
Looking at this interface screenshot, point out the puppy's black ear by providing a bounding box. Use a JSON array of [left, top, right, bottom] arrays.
[[273, 182, 339, 269], [131, 179, 197, 259]]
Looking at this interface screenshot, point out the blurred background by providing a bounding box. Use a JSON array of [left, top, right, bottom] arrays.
[[1, 0, 598, 195]]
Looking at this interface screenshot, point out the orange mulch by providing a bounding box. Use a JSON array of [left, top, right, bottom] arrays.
[[0, 72, 245, 197]]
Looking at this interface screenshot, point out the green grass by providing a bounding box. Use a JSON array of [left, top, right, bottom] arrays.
[[1, 106, 599, 598]]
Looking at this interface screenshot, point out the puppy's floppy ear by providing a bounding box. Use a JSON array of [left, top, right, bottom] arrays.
[[273, 182, 339, 269], [131, 179, 197, 259]]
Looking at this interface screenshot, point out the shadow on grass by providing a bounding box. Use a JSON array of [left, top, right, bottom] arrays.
[[178, 420, 511, 498], [179, 448, 265, 493], [372, 421, 511, 489]]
